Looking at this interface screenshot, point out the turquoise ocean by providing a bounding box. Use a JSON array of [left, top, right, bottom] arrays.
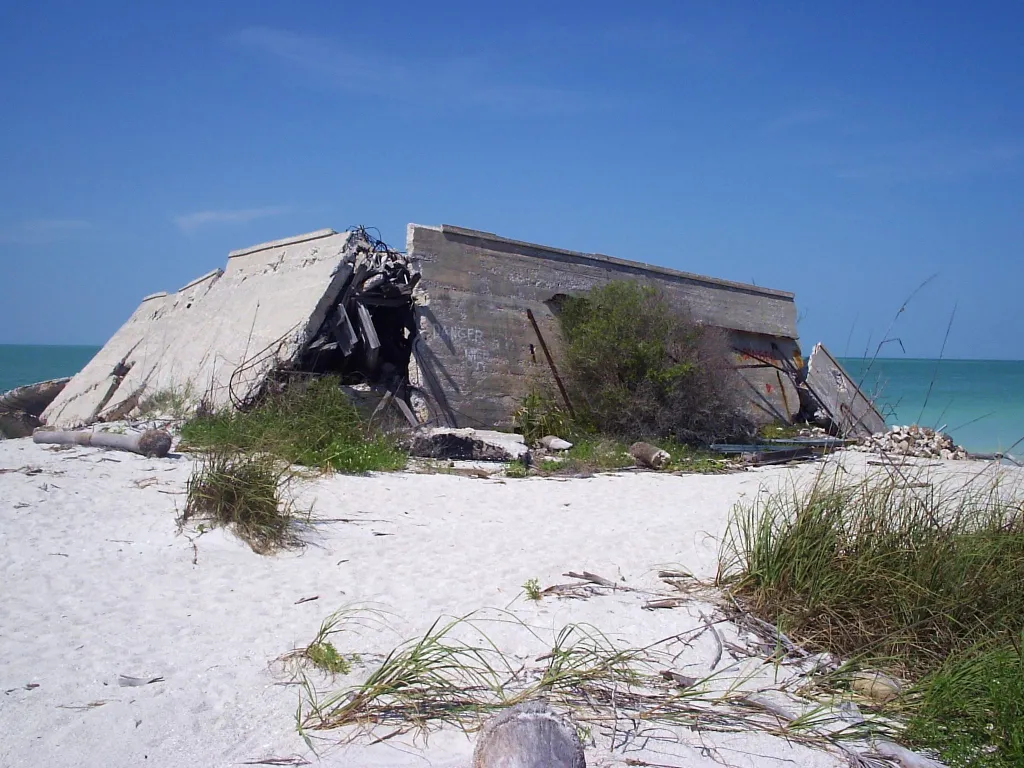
[[1, 345, 1022, 454]]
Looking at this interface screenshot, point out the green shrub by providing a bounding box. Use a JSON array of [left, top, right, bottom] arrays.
[[556, 281, 752, 445], [179, 377, 406, 473]]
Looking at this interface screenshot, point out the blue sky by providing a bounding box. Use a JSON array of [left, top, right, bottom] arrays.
[[2, 1, 1022, 359]]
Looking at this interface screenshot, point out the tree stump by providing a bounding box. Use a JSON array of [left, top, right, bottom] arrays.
[[473, 701, 585, 768]]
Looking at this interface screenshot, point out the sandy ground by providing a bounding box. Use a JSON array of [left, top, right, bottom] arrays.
[[2, 438, 1016, 768]]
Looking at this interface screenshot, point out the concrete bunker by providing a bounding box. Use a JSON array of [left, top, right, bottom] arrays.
[[24, 221, 883, 441]]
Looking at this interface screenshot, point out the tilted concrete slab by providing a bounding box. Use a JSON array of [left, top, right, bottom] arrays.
[[43, 229, 357, 427], [408, 223, 802, 429], [805, 343, 886, 438]]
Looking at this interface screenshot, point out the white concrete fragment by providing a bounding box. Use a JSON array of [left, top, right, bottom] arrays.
[[42, 230, 358, 427], [539, 435, 573, 451]]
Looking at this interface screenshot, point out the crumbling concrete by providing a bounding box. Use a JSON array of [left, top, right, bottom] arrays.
[[42, 229, 418, 428], [804, 343, 886, 438], [0, 377, 69, 438], [45, 222, 822, 438], [407, 224, 803, 429], [406, 427, 530, 462], [851, 425, 969, 460]]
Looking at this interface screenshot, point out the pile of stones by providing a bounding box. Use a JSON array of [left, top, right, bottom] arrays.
[[852, 424, 969, 460]]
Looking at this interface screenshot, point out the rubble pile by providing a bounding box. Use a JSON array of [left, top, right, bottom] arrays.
[[852, 425, 969, 460]]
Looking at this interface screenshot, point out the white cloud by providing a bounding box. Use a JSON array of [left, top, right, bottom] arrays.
[[231, 26, 601, 112], [173, 206, 289, 233]]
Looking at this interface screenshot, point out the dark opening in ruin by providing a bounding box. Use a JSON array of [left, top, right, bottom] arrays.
[[285, 227, 424, 425]]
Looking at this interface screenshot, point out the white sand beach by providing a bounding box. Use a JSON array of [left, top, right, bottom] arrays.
[[2, 438, 1017, 768]]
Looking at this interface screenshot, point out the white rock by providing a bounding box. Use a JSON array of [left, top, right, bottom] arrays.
[[539, 435, 573, 451]]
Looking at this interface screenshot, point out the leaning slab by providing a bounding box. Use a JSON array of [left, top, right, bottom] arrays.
[[407, 427, 530, 462], [804, 343, 886, 439], [473, 701, 585, 768], [0, 377, 70, 438], [42, 230, 359, 428]]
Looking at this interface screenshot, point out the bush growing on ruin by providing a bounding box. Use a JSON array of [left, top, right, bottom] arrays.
[[556, 281, 753, 444]]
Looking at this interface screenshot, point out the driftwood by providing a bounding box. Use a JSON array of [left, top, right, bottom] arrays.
[[629, 442, 671, 469], [473, 701, 585, 768], [33, 428, 172, 458]]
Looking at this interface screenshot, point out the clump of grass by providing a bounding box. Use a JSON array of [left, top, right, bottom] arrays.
[[719, 469, 1024, 675], [538, 437, 633, 475], [181, 448, 302, 554], [513, 390, 572, 445], [758, 423, 804, 440], [657, 438, 728, 474], [179, 377, 406, 473], [306, 641, 352, 675], [523, 578, 542, 601], [505, 460, 530, 478], [137, 385, 194, 419], [903, 637, 1024, 768]]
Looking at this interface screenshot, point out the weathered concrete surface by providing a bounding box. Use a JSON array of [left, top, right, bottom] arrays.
[[43, 230, 357, 427], [409, 224, 802, 429], [805, 343, 886, 439]]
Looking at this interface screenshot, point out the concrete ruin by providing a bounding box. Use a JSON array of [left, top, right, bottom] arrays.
[[42, 228, 419, 428], [408, 224, 803, 429], [35, 223, 823, 435]]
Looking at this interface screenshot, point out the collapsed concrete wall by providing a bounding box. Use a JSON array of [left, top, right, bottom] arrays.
[[43, 230, 364, 427], [43, 223, 806, 435], [408, 224, 803, 429]]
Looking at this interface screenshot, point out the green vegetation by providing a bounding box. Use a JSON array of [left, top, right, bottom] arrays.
[[523, 578, 543, 601], [757, 423, 804, 440], [286, 609, 365, 677], [306, 640, 353, 675], [181, 448, 303, 554], [136, 385, 195, 419], [904, 639, 1024, 768], [720, 472, 1024, 672], [536, 437, 724, 476], [719, 470, 1024, 765], [513, 390, 573, 445], [294, 611, 883, 754], [179, 377, 406, 474], [504, 459, 530, 479], [556, 281, 753, 445]]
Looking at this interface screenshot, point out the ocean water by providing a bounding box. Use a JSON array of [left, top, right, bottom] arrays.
[[0, 345, 100, 394], [1, 345, 1021, 454], [839, 358, 1024, 455]]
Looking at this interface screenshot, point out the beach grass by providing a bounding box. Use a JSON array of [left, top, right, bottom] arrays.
[[181, 448, 304, 554], [719, 469, 1024, 673], [903, 637, 1024, 768], [293, 611, 887, 756], [718, 466, 1024, 765], [178, 377, 406, 474]]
